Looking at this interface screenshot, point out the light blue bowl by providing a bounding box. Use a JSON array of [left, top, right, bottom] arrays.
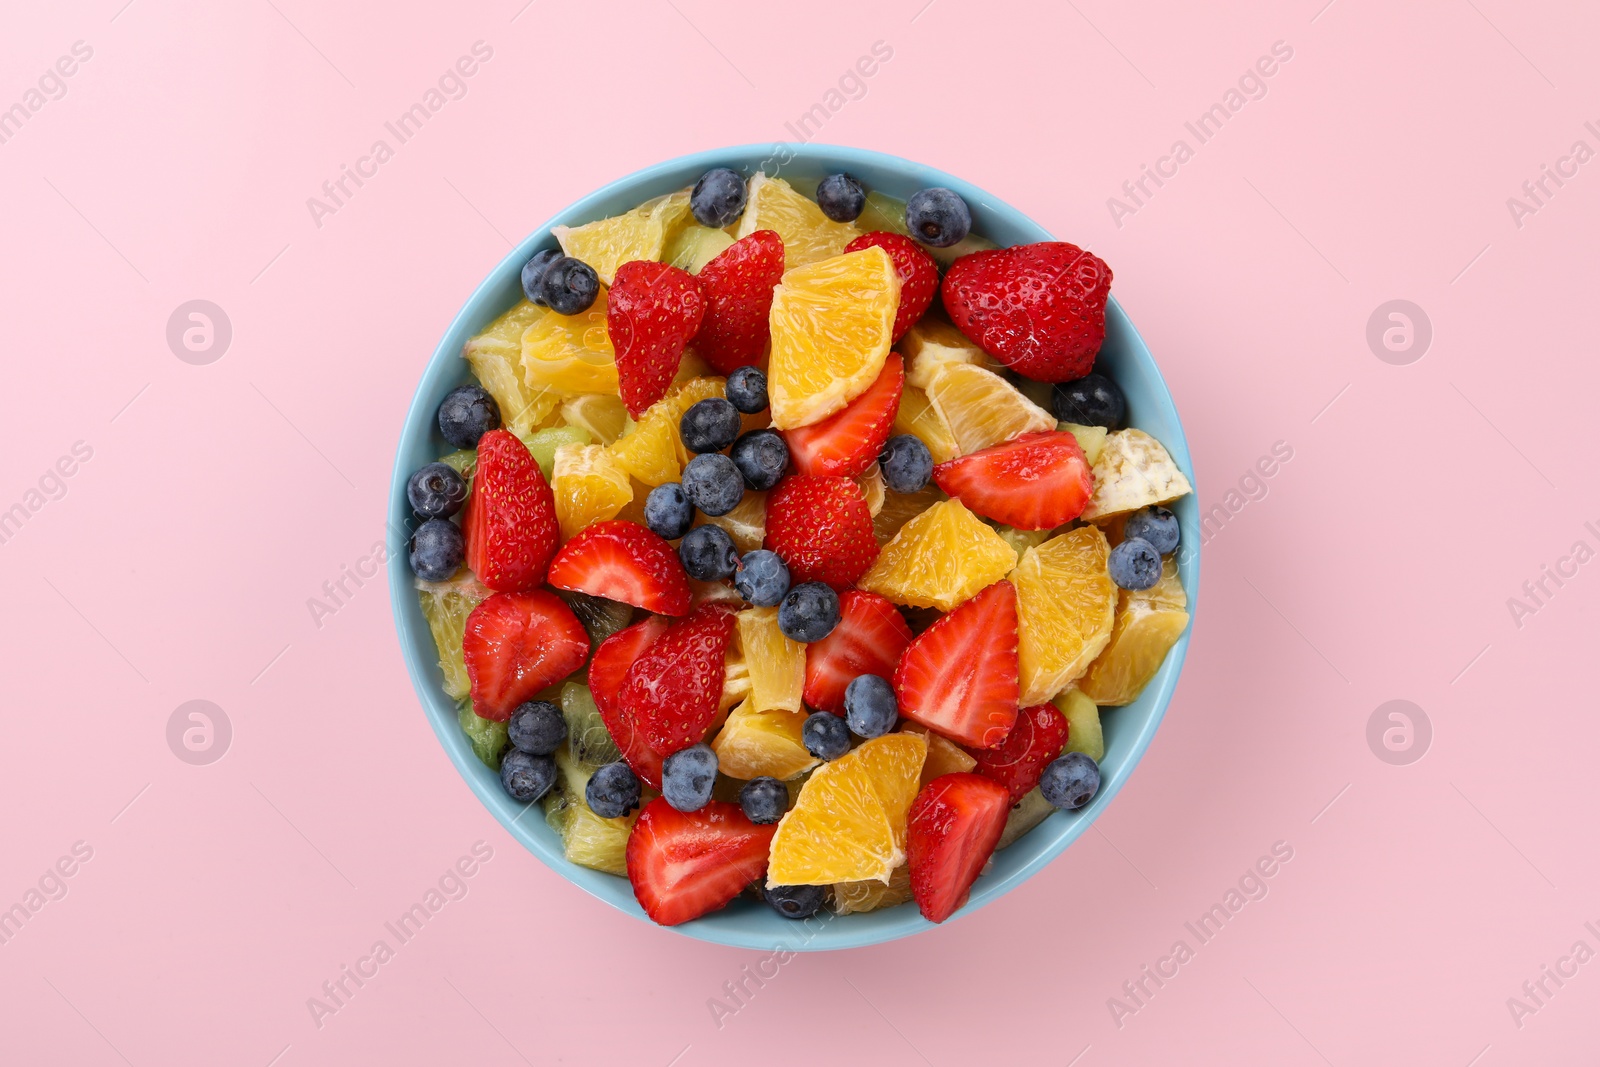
[[388, 144, 1198, 950]]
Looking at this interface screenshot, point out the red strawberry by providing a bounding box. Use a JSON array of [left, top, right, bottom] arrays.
[[941, 242, 1112, 382], [784, 354, 904, 479], [906, 772, 1012, 923], [845, 232, 938, 342], [547, 519, 692, 616], [626, 797, 775, 926], [693, 230, 785, 374], [803, 590, 913, 714], [971, 702, 1070, 802], [932, 430, 1093, 530], [616, 604, 736, 754], [894, 580, 1019, 748], [590, 617, 671, 788], [461, 591, 589, 720], [609, 261, 706, 416], [764, 475, 879, 590], [460, 429, 559, 593]]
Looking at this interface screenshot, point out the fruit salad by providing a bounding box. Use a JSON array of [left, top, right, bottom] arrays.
[[405, 165, 1193, 928]]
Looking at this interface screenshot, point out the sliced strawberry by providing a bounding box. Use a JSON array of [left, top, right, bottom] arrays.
[[626, 797, 775, 926], [894, 580, 1019, 748], [907, 772, 1012, 923], [609, 261, 706, 416], [845, 232, 938, 342], [784, 354, 904, 479], [971, 702, 1069, 802], [932, 430, 1093, 530], [460, 429, 559, 593], [616, 604, 736, 755], [803, 590, 914, 714], [693, 230, 785, 374], [547, 519, 692, 616], [461, 591, 589, 720], [764, 475, 879, 590], [590, 617, 671, 788]]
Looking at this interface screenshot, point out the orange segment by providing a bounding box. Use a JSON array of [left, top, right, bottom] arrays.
[[1078, 558, 1189, 706], [737, 607, 805, 712], [551, 443, 633, 540], [521, 290, 618, 398], [552, 189, 693, 285], [924, 362, 1054, 455], [858, 498, 1016, 611], [831, 864, 912, 915], [892, 384, 959, 464], [736, 173, 862, 269], [710, 698, 818, 781], [899, 314, 1000, 390], [1012, 527, 1118, 705], [608, 376, 726, 486], [463, 300, 559, 436], [696, 491, 766, 554], [901, 723, 977, 787]]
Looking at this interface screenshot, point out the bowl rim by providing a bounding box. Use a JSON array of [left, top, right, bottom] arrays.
[[387, 142, 1199, 950]]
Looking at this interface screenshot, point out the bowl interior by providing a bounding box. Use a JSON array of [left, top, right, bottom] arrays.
[[387, 144, 1198, 950]]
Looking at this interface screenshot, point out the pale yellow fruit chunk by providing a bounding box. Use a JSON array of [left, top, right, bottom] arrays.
[[738, 607, 805, 713], [1054, 687, 1105, 762], [561, 393, 630, 445], [831, 864, 912, 915], [856, 463, 885, 517], [721, 643, 751, 711], [543, 747, 639, 875], [900, 723, 977, 787], [608, 377, 725, 486], [1081, 429, 1193, 522], [858, 498, 1016, 611], [737, 172, 863, 269], [521, 291, 618, 398], [900, 315, 999, 390], [551, 443, 632, 540], [997, 789, 1055, 850], [1078, 558, 1189, 706], [1060, 422, 1109, 466], [552, 189, 693, 285], [415, 573, 492, 701], [1012, 526, 1118, 705], [892, 385, 959, 464], [925, 363, 1055, 455], [767, 248, 900, 429], [698, 491, 766, 555], [665, 224, 735, 273], [463, 300, 559, 436], [872, 483, 946, 546], [711, 698, 817, 781]]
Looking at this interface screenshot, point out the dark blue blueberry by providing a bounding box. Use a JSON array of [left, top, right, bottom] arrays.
[[816, 173, 866, 223], [679, 524, 740, 582], [725, 365, 769, 414], [802, 711, 851, 760], [585, 761, 642, 819], [878, 434, 933, 493], [437, 384, 501, 448], [729, 429, 789, 491], [520, 248, 561, 306], [679, 397, 742, 454], [661, 743, 718, 812], [764, 882, 827, 920], [1052, 372, 1126, 430], [1040, 752, 1101, 810], [500, 749, 557, 802], [690, 167, 748, 228], [541, 256, 600, 315], [682, 453, 744, 516], [779, 581, 840, 643], [645, 483, 695, 540], [407, 462, 467, 519], [733, 549, 790, 607], [739, 776, 788, 825], [1124, 506, 1180, 555], [1108, 537, 1161, 591], [507, 700, 567, 755], [410, 518, 464, 581], [905, 187, 972, 248], [843, 675, 898, 738]]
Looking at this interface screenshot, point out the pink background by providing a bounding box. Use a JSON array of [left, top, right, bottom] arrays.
[[2, 0, 1596, 1063]]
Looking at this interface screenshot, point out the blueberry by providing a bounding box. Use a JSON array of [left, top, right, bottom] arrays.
[[500, 750, 556, 802], [816, 173, 866, 223], [407, 462, 467, 519], [507, 700, 567, 755], [1040, 752, 1101, 810], [661, 743, 718, 812], [690, 167, 748, 228], [680, 397, 742, 454], [905, 187, 972, 248], [725, 365, 769, 414], [410, 518, 463, 580], [739, 776, 788, 824], [520, 248, 561, 306], [585, 761, 642, 819], [843, 675, 898, 738], [679, 524, 740, 582], [878, 434, 933, 493], [437, 384, 501, 448], [541, 256, 600, 315], [682, 453, 744, 516], [1052, 372, 1127, 430], [729, 429, 789, 491], [764, 882, 827, 920], [779, 581, 840, 643], [1124, 506, 1180, 555], [645, 483, 695, 540], [733, 549, 790, 607], [1108, 537, 1161, 591], [802, 711, 851, 760]]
